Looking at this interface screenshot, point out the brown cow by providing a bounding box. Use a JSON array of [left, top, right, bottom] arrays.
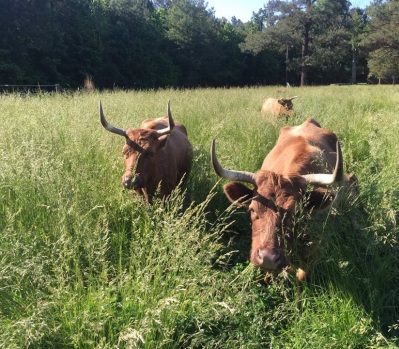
[[211, 118, 349, 281], [100, 100, 193, 203], [261, 96, 298, 120]]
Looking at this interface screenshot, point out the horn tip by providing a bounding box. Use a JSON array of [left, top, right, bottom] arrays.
[[211, 139, 216, 153], [210, 139, 220, 175], [99, 100, 104, 117]]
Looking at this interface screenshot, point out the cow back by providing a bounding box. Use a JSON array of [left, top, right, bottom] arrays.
[[262, 118, 342, 181], [141, 116, 188, 136]]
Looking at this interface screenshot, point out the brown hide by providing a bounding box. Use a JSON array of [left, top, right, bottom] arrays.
[[212, 118, 348, 279], [100, 101, 193, 203], [262, 118, 342, 178], [261, 97, 297, 117]]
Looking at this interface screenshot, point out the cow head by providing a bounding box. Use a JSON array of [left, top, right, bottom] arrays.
[[211, 139, 340, 277], [99, 100, 174, 192], [278, 96, 298, 113]]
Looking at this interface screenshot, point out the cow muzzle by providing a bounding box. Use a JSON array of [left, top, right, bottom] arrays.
[[255, 248, 288, 270], [122, 175, 143, 190]]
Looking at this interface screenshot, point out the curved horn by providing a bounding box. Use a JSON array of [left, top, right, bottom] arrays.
[[99, 100, 127, 137], [167, 99, 175, 129], [279, 96, 298, 103], [156, 99, 175, 136], [301, 141, 342, 185], [211, 139, 256, 185]]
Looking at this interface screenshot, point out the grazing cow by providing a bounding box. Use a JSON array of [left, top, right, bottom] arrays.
[[100, 100, 193, 203], [211, 118, 350, 281], [261, 96, 298, 119]]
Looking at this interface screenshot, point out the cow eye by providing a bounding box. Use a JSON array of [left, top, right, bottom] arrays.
[[249, 208, 259, 220], [122, 145, 131, 157], [123, 150, 131, 159]]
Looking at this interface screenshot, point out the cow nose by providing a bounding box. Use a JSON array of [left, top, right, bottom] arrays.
[[255, 248, 287, 270], [122, 176, 134, 189]]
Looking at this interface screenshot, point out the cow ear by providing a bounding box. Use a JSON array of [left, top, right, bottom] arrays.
[[305, 187, 335, 211], [157, 135, 168, 149], [223, 182, 253, 207]]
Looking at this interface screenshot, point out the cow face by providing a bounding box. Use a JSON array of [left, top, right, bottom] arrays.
[[211, 139, 340, 276], [121, 129, 167, 190], [278, 97, 297, 113], [99, 100, 172, 195], [278, 98, 293, 110], [222, 173, 333, 271]]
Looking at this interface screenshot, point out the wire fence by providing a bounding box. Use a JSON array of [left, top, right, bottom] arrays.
[[0, 84, 63, 93]]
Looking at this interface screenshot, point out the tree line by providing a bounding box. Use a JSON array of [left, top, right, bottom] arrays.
[[0, 0, 397, 89]]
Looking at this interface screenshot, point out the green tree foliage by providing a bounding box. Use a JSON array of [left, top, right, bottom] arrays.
[[0, 0, 59, 83], [367, 48, 399, 83], [0, 0, 373, 88], [308, 0, 352, 83], [102, 0, 178, 88], [165, 0, 221, 86], [52, 0, 102, 86], [362, 0, 399, 83], [241, 0, 359, 85], [348, 8, 368, 83]]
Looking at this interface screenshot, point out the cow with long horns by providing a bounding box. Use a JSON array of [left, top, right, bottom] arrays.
[[211, 118, 351, 281], [100, 100, 193, 203]]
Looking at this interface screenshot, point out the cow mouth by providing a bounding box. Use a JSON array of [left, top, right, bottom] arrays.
[[122, 175, 144, 190], [124, 183, 135, 190]]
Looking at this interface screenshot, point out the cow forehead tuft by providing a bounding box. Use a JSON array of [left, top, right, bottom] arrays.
[[124, 129, 159, 150], [252, 194, 277, 211]]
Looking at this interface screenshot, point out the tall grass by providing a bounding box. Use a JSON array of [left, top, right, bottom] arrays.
[[0, 86, 398, 348]]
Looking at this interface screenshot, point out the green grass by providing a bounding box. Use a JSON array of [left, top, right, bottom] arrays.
[[0, 86, 398, 348]]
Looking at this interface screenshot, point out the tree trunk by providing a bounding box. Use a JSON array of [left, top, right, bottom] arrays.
[[300, 20, 311, 86], [285, 44, 289, 85], [351, 47, 357, 84]]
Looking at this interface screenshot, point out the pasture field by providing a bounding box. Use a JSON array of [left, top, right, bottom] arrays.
[[0, 85, 398, 348]]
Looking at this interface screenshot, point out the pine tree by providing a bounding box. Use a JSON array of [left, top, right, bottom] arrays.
[[362, 0, 399, 83]]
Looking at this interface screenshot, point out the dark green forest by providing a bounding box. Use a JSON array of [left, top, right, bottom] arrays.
[[0, 0, 398, 89]]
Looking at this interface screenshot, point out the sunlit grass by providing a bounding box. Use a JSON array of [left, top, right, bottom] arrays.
[[0, 86, 398, 348]]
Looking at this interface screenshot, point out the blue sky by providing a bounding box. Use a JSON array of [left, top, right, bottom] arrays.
[[207, 0, 372, 22]]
